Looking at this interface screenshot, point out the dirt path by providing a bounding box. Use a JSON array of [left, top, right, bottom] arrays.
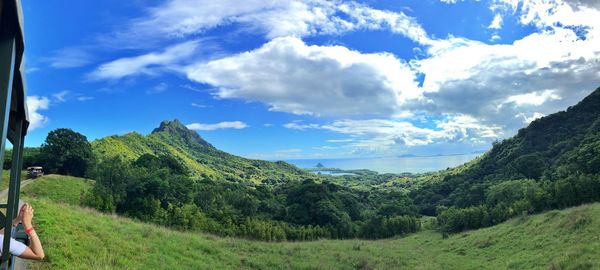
[[0, 179, 36, 199]]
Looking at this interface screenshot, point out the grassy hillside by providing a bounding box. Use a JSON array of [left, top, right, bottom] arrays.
[[21, 175, 600, 269], [91, 120, 310, 184], [414, 87, 600, 215], [1, 170, 29, 190], [21, 175, 93, 205]]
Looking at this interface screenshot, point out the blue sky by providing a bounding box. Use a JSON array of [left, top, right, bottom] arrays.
[[21, 0, 600, 159]]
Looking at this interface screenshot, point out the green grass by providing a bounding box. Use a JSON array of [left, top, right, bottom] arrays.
[[21, 175, 600, 270], [1, 170, 28, 190], [21, 175, 93, 205]]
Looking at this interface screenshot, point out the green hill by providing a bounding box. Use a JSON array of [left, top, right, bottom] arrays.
[[22, 175, 600, 270], [91, 119, 309, 184], [413, 87, 600, 215]]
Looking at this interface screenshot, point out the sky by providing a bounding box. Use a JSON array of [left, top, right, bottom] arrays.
[[20, 0, 600, 160]]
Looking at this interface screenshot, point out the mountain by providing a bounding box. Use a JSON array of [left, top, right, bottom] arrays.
[[413, 87, 600, 215], [92, 119, 310, 184], [151, 119, 215, 149]]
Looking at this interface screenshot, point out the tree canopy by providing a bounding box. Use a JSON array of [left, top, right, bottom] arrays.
[[40, 128, 94, 177]]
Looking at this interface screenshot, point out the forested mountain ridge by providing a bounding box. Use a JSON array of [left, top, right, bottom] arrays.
[[92, 119, 310, 184], [83, 120, 422, 240], [414, 87, 600, 231]]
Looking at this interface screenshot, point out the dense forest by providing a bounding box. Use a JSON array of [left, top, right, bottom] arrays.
[[16, 87, 600, 241], [416, 87, 600, 232]]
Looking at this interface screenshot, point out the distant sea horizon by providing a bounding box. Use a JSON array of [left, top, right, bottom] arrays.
[[285, 153, 482, 174]]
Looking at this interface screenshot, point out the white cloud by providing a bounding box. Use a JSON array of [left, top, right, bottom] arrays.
[[111, 0, 431, 45], [488, 14, 503, 29], [504, 90, 561, 106], [515, 112, 545, 123], [186, 121, 249, 131], [191, 103, 208, 108], [52, 90, 70, 103], [327, 139, 354, 143], [89, 40, 200, 80], [187, 36, 421, 117], [284, 121, 321, 130], [87, 0, 600, 156], [182, 0, 600, 147], [284, 115, 501, 153], [413, 10, 600, 131], [313, 146, 337, 150], [26, 96, 50, 130], [46, 47, 93, 69], [52, 90, 96, 103], [493, 0, 600, 29], [181, 84, 202, 92]]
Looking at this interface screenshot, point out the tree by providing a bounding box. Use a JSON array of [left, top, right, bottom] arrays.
[[40, 128, 94, 177]]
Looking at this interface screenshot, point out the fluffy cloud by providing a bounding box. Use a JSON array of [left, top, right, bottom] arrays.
[[91, 0, 600, 154], [503, 90, 561, 106], [186, 121, 249, 131], [88, 40, 200, 80], [493, 0, 600, 29], [183, 0, 600, 143], [187, 36, 421, 117], [26, 96, 50, 130], [111, 0, 430, 45], [488, 14, 503, 29], [414, 6, 600, 130], [285, 115, 501, 152]]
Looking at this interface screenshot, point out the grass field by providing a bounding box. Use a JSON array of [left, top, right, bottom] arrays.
[[21, 175, 93, 205], [19, 175, 600, 269], [1, 170, 28, 190]]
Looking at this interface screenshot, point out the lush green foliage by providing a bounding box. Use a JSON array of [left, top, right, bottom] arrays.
[[39, 128, 94, 177], [0, 170, 27, 190], [3, 147, 42, 170], [21, 174, 93, 205], [92, 120, 310, 184], [22, 177, 600, 269], [82, 155, 420, 240], [412, 87, 600, 232]]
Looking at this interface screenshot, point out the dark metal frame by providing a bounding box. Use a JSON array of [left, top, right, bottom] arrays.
[[0, 0, 30, 269]]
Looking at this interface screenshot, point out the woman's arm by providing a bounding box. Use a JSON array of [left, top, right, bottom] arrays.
[[17, 204, 44, 260]]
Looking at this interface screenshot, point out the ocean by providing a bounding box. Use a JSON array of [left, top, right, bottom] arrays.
[[286, 153, 481, 174]]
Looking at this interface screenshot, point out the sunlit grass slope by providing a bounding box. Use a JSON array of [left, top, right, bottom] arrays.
[[21, 174, 93, 205], [91, 120, 311, 184], [1, 170, 28, 190], [22, 175, 600, 270]]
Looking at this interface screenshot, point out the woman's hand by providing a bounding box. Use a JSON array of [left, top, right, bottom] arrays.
[[21, 203, 34, 228], [12, 204, 25, 226], [16, 203, 45, 261]]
